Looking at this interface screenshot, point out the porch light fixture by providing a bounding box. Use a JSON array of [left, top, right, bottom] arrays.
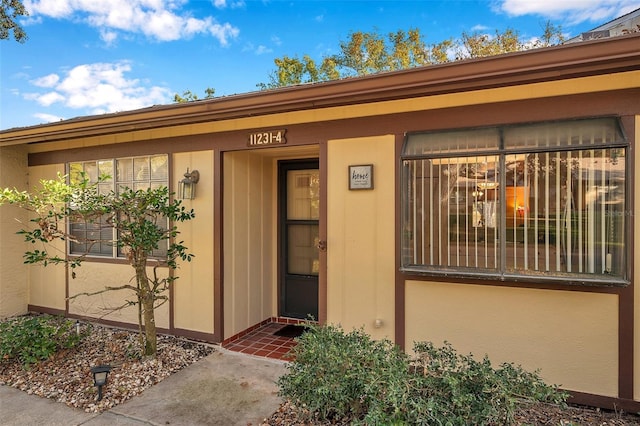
[[178, 168, 200, 200], [91, 365, 112, 401]]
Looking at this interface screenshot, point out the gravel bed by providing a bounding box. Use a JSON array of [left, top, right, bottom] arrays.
[[262, 400, 640, 425], [0, 319, 215, 413]]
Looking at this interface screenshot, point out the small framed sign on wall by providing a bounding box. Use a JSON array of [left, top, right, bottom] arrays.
[[349, 164, 374, 190]]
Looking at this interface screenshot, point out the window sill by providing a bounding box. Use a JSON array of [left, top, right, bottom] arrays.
[[400, 266, 630, 288]]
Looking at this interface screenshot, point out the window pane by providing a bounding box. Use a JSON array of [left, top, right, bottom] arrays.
[[134, 182, 150, 191], [508, 149, 626, 278], [134, 157, 150, 181], [84, 162, 98, 182], [97, 183, 111, 196], [69, 162, 84, 184], [70, 217, 113, 256], [288, 224, 320, 276], [117, 158, 133, 182], [287, 170, 320, 220], [98, 160, 114, 181], [402, 156, 500, 271], [150, 155, 168, 181], [404, 128, 500, 157]]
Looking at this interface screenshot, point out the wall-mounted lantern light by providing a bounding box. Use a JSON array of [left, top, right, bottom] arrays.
[[178, 168, 200, 200], [91, 365, 112, 401]]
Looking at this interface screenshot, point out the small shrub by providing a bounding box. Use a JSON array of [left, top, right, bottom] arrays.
[[409, 341, 568, 425], [278, 323, 409, 423], [0, 314, 84, 368], [278, 323, 568, 425]]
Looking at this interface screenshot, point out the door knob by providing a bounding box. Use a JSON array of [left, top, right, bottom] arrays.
[[317, 240, 327, 251]]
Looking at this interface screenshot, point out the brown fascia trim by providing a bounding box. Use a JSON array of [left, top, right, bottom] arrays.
[[2, 33, 639, 146]]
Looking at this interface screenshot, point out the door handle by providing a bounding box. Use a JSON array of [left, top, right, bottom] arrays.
[[317, 240, 327, 251]]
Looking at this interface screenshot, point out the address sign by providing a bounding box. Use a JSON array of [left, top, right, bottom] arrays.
[[247, 129, 287, 147]]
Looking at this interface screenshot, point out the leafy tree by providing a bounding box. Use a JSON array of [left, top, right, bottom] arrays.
[[260, 28, 448, 89], [260, 23, 564, 89], [535, 21, 566, 48], [0, 173, 195, 357], [457, 28, 523, 59], [173, 87, 215, 103], [1, 0, 28, 42]]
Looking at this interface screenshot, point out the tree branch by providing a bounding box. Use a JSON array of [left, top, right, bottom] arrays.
[[68, 284, 138, 299]]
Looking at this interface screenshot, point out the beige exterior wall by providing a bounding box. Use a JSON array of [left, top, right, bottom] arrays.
[[26, 165, 67, 313], [405, 280, 618, 397], [223, 150, 276, 338], [68, 262, 169, 329], [0, 146, 30, 318], [173, 151, 215, 334], [326, 135, 396, 340]]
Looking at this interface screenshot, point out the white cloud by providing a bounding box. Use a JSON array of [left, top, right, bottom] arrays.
[[30, 73, 60, 87], [209, 22, 239, 45], [23, 61, 171, 114], [24, 0, 240, 45], [36, 91, 66, 106], [471, 24, 490, 31], [242, 42, 272, 55], [212, 0, 245, 9], [100, 29, 118, 45], [24, 0, 74, 18], [255, 45, 272, 55], [496, 0, 640, 24], [34, 113, 65, 123]]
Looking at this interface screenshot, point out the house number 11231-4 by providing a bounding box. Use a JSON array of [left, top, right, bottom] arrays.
[[247, 129, 287, 146]]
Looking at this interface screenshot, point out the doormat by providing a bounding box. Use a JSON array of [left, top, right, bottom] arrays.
[[274, 324, 307, 338]]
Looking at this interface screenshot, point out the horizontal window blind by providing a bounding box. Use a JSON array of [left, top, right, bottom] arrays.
[[402, 118, 627, 283]]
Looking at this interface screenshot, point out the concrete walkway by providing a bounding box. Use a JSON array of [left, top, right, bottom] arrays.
[[0, 348, 287, 426]]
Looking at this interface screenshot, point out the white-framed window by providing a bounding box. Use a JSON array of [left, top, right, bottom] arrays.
[[68, 154, 169, 258], [401, 117, 628, 285]]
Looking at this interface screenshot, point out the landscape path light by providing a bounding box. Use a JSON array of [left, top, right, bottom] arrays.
[[90, 365, 112, 401]]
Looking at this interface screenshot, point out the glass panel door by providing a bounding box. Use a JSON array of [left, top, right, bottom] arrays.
[[279, 160, 320, 319]]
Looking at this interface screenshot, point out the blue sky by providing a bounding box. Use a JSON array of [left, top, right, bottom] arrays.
[[1, 0, 639, 131]]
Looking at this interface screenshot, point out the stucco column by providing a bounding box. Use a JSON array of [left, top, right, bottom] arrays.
[[0, 145, 29, 318]]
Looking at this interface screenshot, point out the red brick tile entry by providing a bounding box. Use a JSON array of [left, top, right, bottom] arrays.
[[223, 322, 299, 361]]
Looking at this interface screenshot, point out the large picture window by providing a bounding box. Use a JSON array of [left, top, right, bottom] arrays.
[[68, 155, 169, 258], [401, 118, 628, 285]]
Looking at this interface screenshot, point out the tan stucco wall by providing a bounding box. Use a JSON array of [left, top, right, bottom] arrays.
[[0, 146, 30, 318], [173, 151, 215, 334], [223, 150, 276, 338], [68, 262, 169, 329], [26, 165, 67, 313], [405, 280, 618, 397], [326, 135, 396, 340]]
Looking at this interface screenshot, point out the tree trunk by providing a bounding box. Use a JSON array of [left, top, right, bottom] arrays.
[[142, 292, 157, 356], [135, 259, 157, 357]]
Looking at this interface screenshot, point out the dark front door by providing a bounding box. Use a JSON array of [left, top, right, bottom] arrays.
[[279, 160, 319, 319]]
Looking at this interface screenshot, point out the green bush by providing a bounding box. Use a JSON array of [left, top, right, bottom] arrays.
[[278, 323, 410, 423], [0, 314, 84, 368], [278, 323, 567, 425]]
